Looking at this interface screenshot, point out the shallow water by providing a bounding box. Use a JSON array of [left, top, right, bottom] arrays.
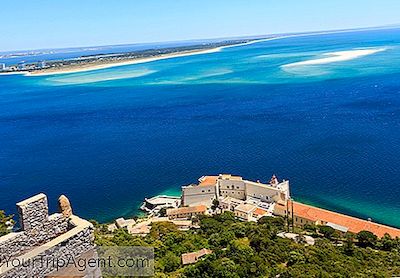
[[1, 28, 400, 225]]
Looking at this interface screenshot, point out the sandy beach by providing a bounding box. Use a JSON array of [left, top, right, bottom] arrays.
[[24, 47, 225, 76], [24, 38, 280, 76]]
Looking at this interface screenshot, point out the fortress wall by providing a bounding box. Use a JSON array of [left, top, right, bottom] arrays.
[[0, 194, 95, 278], [0, 224, 95, 278], [0, 194, 70, 261]]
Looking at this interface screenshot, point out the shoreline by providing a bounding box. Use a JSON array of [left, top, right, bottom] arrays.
[[1, 26, 395, 77], [24, 47, 226, 76]]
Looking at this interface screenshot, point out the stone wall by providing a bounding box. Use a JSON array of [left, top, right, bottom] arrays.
[[0, 194, 95, 278], [0, 194, 70, 261], [0, 214, 70, 261], [17, 193, 49, 233], [0, 225, 95, 278]]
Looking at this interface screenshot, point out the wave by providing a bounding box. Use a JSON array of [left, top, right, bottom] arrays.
[[282, 48, 387, 68]]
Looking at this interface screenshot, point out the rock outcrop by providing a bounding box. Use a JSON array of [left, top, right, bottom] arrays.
[[58, 195, 73, 217]]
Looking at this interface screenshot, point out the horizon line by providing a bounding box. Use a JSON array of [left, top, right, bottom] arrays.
[[1, 24, 400, 54]]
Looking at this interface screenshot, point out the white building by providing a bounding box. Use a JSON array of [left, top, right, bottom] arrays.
[[140, 195, 181, 214], [181, 176, 218, 207], [0, 63, 6, 71], [17, 62, 26, 70], [182, 174, 290, 208], [219, 196, 244, 212], [37, 61, 46, 68], [234, 203, 257, 221]]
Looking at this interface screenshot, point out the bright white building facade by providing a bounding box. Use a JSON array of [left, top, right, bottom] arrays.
[[181, 174, 290, 221]]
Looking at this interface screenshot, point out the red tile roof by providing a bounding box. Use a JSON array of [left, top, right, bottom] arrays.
[[198, 176, 218, 186], [292, 201, 400, 238], [167, 205, 207, 215], [181, 248, 212, 265], [253, 208, 268, 216]]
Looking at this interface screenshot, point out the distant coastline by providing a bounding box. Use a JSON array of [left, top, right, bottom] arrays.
[[0, 39, 258, 76], [25, 38, 276, 76], [2, 26, 396, 77], [26, 47, 228, 76]]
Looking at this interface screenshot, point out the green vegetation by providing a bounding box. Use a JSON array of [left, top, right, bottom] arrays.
[[94, 212, 400, 277], [0, 210, 14, 236]]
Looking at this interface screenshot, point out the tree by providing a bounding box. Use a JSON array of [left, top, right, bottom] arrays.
[[303, 223, 317, 232], [258, 216, 285, 230], [211, 199, 220, 211], [287, 250, 306, 266], [150, 222, 179, 240], [0, 210, 14, 236], [343, 234, 355, 256], [95, 211, 400, 277], [378, 233, 395, 251], [158, 251, 181, 273], [318, 225, 335, 239], [356, 230, 377, 248]]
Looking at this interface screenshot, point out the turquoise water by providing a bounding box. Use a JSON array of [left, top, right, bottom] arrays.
[[1, 28, 400, 225]]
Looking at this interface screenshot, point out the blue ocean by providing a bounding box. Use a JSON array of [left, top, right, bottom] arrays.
[[1, 28, 400, 226]]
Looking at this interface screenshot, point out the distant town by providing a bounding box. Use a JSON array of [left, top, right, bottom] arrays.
[[0, 39, 253, 75]]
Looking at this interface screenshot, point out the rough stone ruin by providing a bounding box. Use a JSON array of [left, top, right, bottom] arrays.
[[0, 193, 97, 278]]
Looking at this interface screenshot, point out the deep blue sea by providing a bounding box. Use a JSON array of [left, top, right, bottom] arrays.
[[1, 28, 400, 226]]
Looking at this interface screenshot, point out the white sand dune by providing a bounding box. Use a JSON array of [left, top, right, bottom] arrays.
[[282, 48, 387, 68]]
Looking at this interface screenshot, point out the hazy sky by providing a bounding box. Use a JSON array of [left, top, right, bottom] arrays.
[[1, 0, 400, 52]]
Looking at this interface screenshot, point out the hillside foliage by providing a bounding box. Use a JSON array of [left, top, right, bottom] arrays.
[[94, 212, 400, 277]]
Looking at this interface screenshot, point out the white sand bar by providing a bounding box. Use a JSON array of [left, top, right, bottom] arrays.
[[283, 48, 387, 68]]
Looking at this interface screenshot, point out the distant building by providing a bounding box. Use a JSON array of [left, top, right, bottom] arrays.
[[234, 203, 257, 221], [0, 63, 6, 71], [181, 174, 290, 208], [252, 207, 268, 219], [115, 217, 136, 229], [140, 195, 181, 214], [181, 176, 218, 207], [166, 205, 207, 220], [17, 62, 26, 70], [127, 217, 195, 236], [220, 196, 244, 212], [181, 248, 212, 265], [37, 61, 46, 68]]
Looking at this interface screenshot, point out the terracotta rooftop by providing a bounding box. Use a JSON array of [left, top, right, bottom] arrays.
[[167, 205, 207, 215], [181, 248, 212, 265], [253, 208, 268, 216], [198, 176, 219, 186], [292, 201, 400, 238]]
